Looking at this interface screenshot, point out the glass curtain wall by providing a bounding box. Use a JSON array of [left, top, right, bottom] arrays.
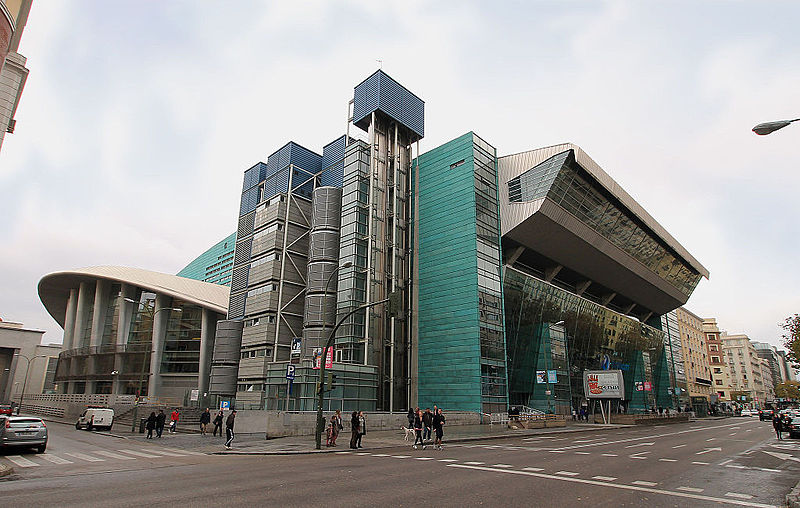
[[504, 267, 673, 414], [122, 290, 156, 395], [161, 299, 203, 374]]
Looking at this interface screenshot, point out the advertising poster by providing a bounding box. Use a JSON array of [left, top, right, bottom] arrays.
[[583, 370, 625, 399], [536, 371, 547, 384]]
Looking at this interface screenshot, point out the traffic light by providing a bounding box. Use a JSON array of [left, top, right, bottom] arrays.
[[327, 372, 338, 391], [388, 290, 402, 318]]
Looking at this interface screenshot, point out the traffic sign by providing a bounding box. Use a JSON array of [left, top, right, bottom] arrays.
[[286, 364, 296, 381], [291, 337, 302, 356], [220, 400, 230, 410]]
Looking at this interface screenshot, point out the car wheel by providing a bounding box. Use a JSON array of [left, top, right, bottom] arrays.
[[75, 422, 81, 430], [35, 444, 46, 453]]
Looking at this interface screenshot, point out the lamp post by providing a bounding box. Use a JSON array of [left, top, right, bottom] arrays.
[[121, 297, 181, 432], [752, 118, 799, 135], [13, 353, 49, 415]]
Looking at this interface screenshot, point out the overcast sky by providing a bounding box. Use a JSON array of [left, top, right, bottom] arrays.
[[1, 1, 798, 351]]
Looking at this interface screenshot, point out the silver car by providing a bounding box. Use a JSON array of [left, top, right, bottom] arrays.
[[0, 416, 48, 453]]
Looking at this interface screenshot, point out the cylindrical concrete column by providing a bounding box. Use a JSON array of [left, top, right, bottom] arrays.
[[197, 308, 215, 398], [73, 281, 93, 349], [209, 320, 243, 397], [147, 294, 170, 397], [90, 279, 109, 348], [62, 288, 78, 350]]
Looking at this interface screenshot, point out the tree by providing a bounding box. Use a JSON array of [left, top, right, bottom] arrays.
[[781, 314, 800, 368], [775, 381, 800, 401]]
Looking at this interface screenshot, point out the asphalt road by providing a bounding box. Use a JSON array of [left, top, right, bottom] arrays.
[[1, 417, 797, 507]]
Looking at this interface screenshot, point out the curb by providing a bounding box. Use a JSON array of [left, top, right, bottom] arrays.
[[787, 480, 800, 508], [0, 463, 13, 478], [212, 424, 634, 456]]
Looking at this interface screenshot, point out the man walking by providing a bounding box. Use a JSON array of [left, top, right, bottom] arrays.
[[224, 410, 237, 449], [200, 408, 211, 436], [155, 409, 166, 438], [422, 408, 433, 442], [412, 408, 424, 450], [356, 411, 366, 448], [773, 412, 784, 440], [213, 410, 224, 437], [432, 408, 446, 450]]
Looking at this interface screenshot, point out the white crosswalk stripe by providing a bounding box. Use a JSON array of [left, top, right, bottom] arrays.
[[94, 450, 135, 460], [163, 447, 203, 456], [6, 455, 39, 467], [677, 486, 704, 493], [147, 449, 187, 457], [39, 454, 73, 464], [65, 452, 105, 462], [118, 449, 160, 458]]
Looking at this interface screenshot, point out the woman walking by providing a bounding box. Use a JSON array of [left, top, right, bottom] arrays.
[[327, 415, 339, 447], [773, 412, 784, 440], [349, 411, 360, 449], [413, 408, 424, 450], [356, 411, 366, 448], [145, 411, 157, 439]]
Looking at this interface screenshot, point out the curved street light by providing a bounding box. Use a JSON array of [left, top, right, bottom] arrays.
[[752, 118, 799, 135], [13, 353, 51, 415]]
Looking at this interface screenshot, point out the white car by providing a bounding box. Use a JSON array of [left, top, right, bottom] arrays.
[[739, 409, 757, 417], [75, 408, 114, 431]]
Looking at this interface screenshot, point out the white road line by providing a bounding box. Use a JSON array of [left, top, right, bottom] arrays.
[[555, 471, 580, 476], [491, 464, 513, 468], [573, 439, 601, 443], [626, 442, 654, 448], [391, 455, 410, 459], [629, 456, 647, 460], [548, 450, 565, 453], [574, 451, 590, 455], [464, 461, 484, 465], [448, 465, 777, 507], [677, 487, 704, 493], [39, 454, 73, 464], [659, 458, 677, 462], [720, 459, 732, 466], [372, 454, 389, 457], [118, 449, 159, 458], [5, 455, 39, 467], [746, 429, 753, 432], [692, 461, 709, 465], [592, 476, 617, 481], [726, 493, 754, 500], [730, 427, 740, 430], [523, 467, 544, 472], [632, 481, 658, 486], [730, 433, 737, 436], [601, 453, 618, 457], [147, 449, 187, 457], [726, 465, 746, 469], [672, 444, 686, 449], [162, 448, 203, 456], [94, 451, 135, 460], [335, 451, 351, 455], [65, 452, 104, 462], [706, 438, 716, 442], [356, 452, 370, 456], [438, 459, 457, 462], [415, 457, 434, 461]]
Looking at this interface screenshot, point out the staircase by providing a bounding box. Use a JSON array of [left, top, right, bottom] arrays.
[[114, 405, 207, 433]]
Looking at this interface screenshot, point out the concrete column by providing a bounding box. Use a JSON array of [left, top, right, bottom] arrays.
[[73, 281, 93, 348], [62, 288, 78, 350], [198, 308, 215, 398], [113, 284, 136, 395], [147, 294, 170, 398], [89, 279, 109, 348]]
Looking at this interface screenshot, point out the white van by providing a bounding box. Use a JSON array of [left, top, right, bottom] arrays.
[[75, 408, 114, 431]]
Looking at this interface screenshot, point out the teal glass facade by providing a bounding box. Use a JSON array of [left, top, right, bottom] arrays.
[[177, 232, 236, 286], [415, 132, 507, 414]]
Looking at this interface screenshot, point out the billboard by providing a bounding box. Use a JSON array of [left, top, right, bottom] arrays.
[[583, 370, 625, 399]]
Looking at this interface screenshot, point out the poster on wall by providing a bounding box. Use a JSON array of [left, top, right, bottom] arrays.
[[547, 370, 558, 383], [312, 347, 334, 370], [536, 371, 547, 384], [583, 370, 625, 399]]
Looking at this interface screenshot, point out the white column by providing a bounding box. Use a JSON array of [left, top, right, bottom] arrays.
[[89, 279, 109, 348], [62, 288, 78, 350], [147, 294, 170, 397], [198, 308, 215, 398], [73, 281, 92, 348]]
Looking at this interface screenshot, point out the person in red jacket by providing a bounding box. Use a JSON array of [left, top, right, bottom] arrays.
[[170, 409, 180, 433]]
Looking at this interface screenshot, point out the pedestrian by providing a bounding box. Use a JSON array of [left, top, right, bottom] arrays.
[[658, 406, 664, 416], [407, 407, 415, 429], [170, 409, 180, 433], [155, 409, 166, 438], [349, 411, 360, 449], [422, 408, 433, 441], [579, 407, 586, 421], [145, 411, 156, 439], [413, 408, 424, 449], [432, 408, 446, 450], [200, 408, 211, 436], [326, 415, 340, 447], [213, 410, 224, 437], [224, 410, 236, 449], [572, 408, 577, 421], [356, 411, 366, 448], [664, 407, 670, 417], [335, 409, 343, 435], [773, 412, 783, 440]]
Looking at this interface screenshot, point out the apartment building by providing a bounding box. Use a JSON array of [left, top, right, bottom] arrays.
[[676, 307, 713, 400], [702, 318, 732, 403], [722, 333, 766, 406]]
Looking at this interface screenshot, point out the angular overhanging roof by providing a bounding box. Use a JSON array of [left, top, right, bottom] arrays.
[[38, 266, 230, 328]]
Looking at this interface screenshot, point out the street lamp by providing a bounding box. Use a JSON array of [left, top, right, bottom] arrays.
[[119, 296, 181, 432], [752, 118, 799, 135], [13, 353, 50, 415]]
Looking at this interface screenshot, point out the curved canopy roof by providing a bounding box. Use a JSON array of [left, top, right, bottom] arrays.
[[39, 266, 230, 327]]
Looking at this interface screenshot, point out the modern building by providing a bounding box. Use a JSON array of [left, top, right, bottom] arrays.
[[752, 341, 784, 390], [38, 266, 228, 402], [722, 333, 766, 406], [702, 318, 732, 404], [0, 0, 32, 153], [675, 307, 713, 403], [777, 350, 798, 382], [760, 357, 775, 401], [661, 310, 689, 406], [177, 232, 236, 286], [0, 319, 60, 404]]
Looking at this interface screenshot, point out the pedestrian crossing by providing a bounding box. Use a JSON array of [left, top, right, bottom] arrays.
[[1, 446, 204, 469]]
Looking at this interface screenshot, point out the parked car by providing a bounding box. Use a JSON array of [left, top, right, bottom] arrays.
[[0, 404, 13, 416], [740, 409, 757, 417], [784, 415, 800, 439], [758, 409, 774, 421], [0, 416, 48, 453], [75, 407, 114, 431]]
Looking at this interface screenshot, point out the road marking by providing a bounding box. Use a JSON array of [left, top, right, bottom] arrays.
[[626, 442, 655, 448], [492, 464, 514, 468], [372, 454, 389, 457], [94, 450, 135, 460], [39, 454, 73, 464], [658, 458, 677, 462], [555, 471, 580, 476], [162, 448, 204, 456], [601, 453, 618, 457], [574, 451, 590, 455], [677, 487, 704, 493], [464, 461, 484, 465], [438, 459, 457, 462], [118, 449, 160, 458], [672, 444, 686, 449], [706, 438, 716, 442], [720, 459, 732, 466], [65, 452, 104, 462], [415, 457, 434, 461], [731, 427, 740, 430], [5, 455, 39, 467], [391, 455, 410, 459], [548, 450, 566, 453], [523, 467, 544, 472], [726, 465, 746, 469], [632, 481, 658, 486], [147, 449, 187, 457], [573, 439, 601, 443], [335, 451, 351, 455], [447, 464, 777, 507], [692, 461, 709, 465], [746, 429, 752, 432], [629, 456, 647, 460], [726, 493, 754, 500], [696, 447, 722, 455], [763, 450, 800, 463], [356, 452, 370, 456], [730, 433, 737, 436], [592, 476, 617, 481]]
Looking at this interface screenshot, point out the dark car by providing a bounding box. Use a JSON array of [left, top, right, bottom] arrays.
[[759, 409, 774, 421], [0, 416, 48, 453], [0, 404, 13, 416]]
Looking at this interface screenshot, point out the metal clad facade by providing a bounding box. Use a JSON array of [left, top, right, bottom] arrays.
[[353, 70, 424, 139]]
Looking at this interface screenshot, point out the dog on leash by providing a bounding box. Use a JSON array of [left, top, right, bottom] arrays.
[[401, 426, 415, 441]]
